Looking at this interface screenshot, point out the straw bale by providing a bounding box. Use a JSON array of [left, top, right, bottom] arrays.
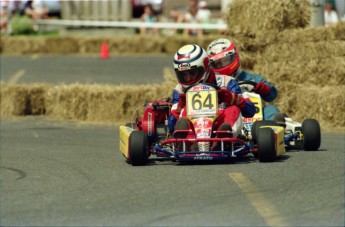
[[275, 83, 345, 130], [0, 37, 40, 54], [45, 84, 90, 120], [228, 0, 310, 39], [26, 85, 48, 114], [0, 84, 47, 116], [259, 41, 345, 63], [42, 82, 175, 123], [78, 37, 104, 54], [0, 84, 28, 115], [276, 26, 336, 43], [44, 37, 79, 54], [331, 21, 345, 40], [255, 56, 345, 86]]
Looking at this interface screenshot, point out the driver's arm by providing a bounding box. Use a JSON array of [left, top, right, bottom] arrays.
[[241, 72, 278, 102], [226, 80, 256, 118]]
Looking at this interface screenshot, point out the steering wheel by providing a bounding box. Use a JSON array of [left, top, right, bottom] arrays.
[[238, 80, 257, 92]]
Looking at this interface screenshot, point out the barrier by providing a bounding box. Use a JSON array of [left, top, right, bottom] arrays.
[[60, 0, 131, 21], [33, 19, 228, 30]]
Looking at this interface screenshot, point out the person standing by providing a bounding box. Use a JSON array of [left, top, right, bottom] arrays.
[[324, 1, 340, 26]]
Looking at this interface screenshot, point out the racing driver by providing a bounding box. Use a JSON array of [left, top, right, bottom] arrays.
[[206, 38, 286, 125], [168, 44, 256, 139]]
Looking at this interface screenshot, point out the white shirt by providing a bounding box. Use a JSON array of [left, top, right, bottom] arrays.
[[324, 10, 339, 26]]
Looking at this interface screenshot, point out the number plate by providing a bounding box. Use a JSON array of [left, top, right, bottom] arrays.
[[186, 85, 218, 117]]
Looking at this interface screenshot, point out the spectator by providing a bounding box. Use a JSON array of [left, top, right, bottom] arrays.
[[196, 0, 211, 35], [169, 0, 199, 35], [324, 1, 339, 26], [0, 0, 10, 34], [140, 3, 159, 36], [197, 1, 211, 24], [24, 0, 49, 20], [183, 5, 202, 37]]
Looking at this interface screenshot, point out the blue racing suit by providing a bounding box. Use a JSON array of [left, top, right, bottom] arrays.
[[237, 70, 280, 120]]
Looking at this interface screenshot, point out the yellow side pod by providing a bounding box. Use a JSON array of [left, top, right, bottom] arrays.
[[119, 125, 135, 159]]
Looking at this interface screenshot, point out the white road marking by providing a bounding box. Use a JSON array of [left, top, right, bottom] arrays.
[[8, 69, 26, 84], [229, 172, 287, 226]]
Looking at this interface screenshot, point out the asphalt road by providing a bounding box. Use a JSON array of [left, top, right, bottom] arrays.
[[0, 55, 172, 85], [1, 56, 344, 226], [1, 117, 344, 226]]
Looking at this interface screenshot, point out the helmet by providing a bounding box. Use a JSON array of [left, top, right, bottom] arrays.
[[207, 38, 240, 76], [173, 44, 210, 88]]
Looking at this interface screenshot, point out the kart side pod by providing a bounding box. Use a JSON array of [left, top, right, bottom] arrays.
[[119, 125, 134, 159]]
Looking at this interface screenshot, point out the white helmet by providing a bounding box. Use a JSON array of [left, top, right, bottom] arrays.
[[173, 44, 210, 89]]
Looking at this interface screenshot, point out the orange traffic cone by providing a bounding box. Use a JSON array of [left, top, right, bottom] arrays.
[[100, 41, 109, 59]]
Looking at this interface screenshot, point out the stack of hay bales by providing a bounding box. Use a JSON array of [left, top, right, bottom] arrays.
[[227, 0, 345, 131]]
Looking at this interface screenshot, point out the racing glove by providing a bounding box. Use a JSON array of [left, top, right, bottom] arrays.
[[253, 82, 271, 96], [218, 89, 246, 109], [170, 93, 186, 119]]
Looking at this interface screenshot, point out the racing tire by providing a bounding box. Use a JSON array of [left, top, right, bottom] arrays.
[[251, 120, 278, 142], [257, 128, 276, 162], [129, 130, 148, 166], [302, 119, 321, 151]]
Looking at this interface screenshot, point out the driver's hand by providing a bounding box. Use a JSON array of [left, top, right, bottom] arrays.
[[218, 89, 236, 105], [218, 89, 246, 108], [254, 82, 271, 96]]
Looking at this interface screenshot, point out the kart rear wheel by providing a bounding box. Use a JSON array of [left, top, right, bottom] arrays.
[[257, 128, 276, 162], [129, 131, 148, 166], [302, 119, 321, 151], [251, 120, 278, 142]]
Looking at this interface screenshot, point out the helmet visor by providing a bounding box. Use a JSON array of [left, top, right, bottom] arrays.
[[210, 53, 236, 69], [175, 67, 204, 85]]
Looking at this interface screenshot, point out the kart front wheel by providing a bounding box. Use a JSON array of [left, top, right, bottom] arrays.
[[302, 119, 321, 151], [129, 131, 148, 166], [251, 120, 278, 142], [257, 128, 276, 162]]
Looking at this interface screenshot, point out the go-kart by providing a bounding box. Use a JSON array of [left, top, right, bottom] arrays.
[[238, 80, 321, 151], [119, 83, 286, 166]]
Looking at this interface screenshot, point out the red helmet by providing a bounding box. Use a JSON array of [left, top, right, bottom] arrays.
[[207, 39, 240, 76]]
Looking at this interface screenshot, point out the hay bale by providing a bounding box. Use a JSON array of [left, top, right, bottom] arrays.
[[260, 40, 345, 63], [331, 21, 345, 40], [228, 0, 310, 39], [1, 37, 35, 54], [45, 84, 91, 121], [0, 84, 47, 115], [79, 37, 104, 54], [44, 37, 79, 54], [254, 56, 345, 87], [0, 84, 28, 115], [275, 83, 345, 130], [276, 26, 336, 43], [27, 85, 47, 114], [43, 82, 174, 123]]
